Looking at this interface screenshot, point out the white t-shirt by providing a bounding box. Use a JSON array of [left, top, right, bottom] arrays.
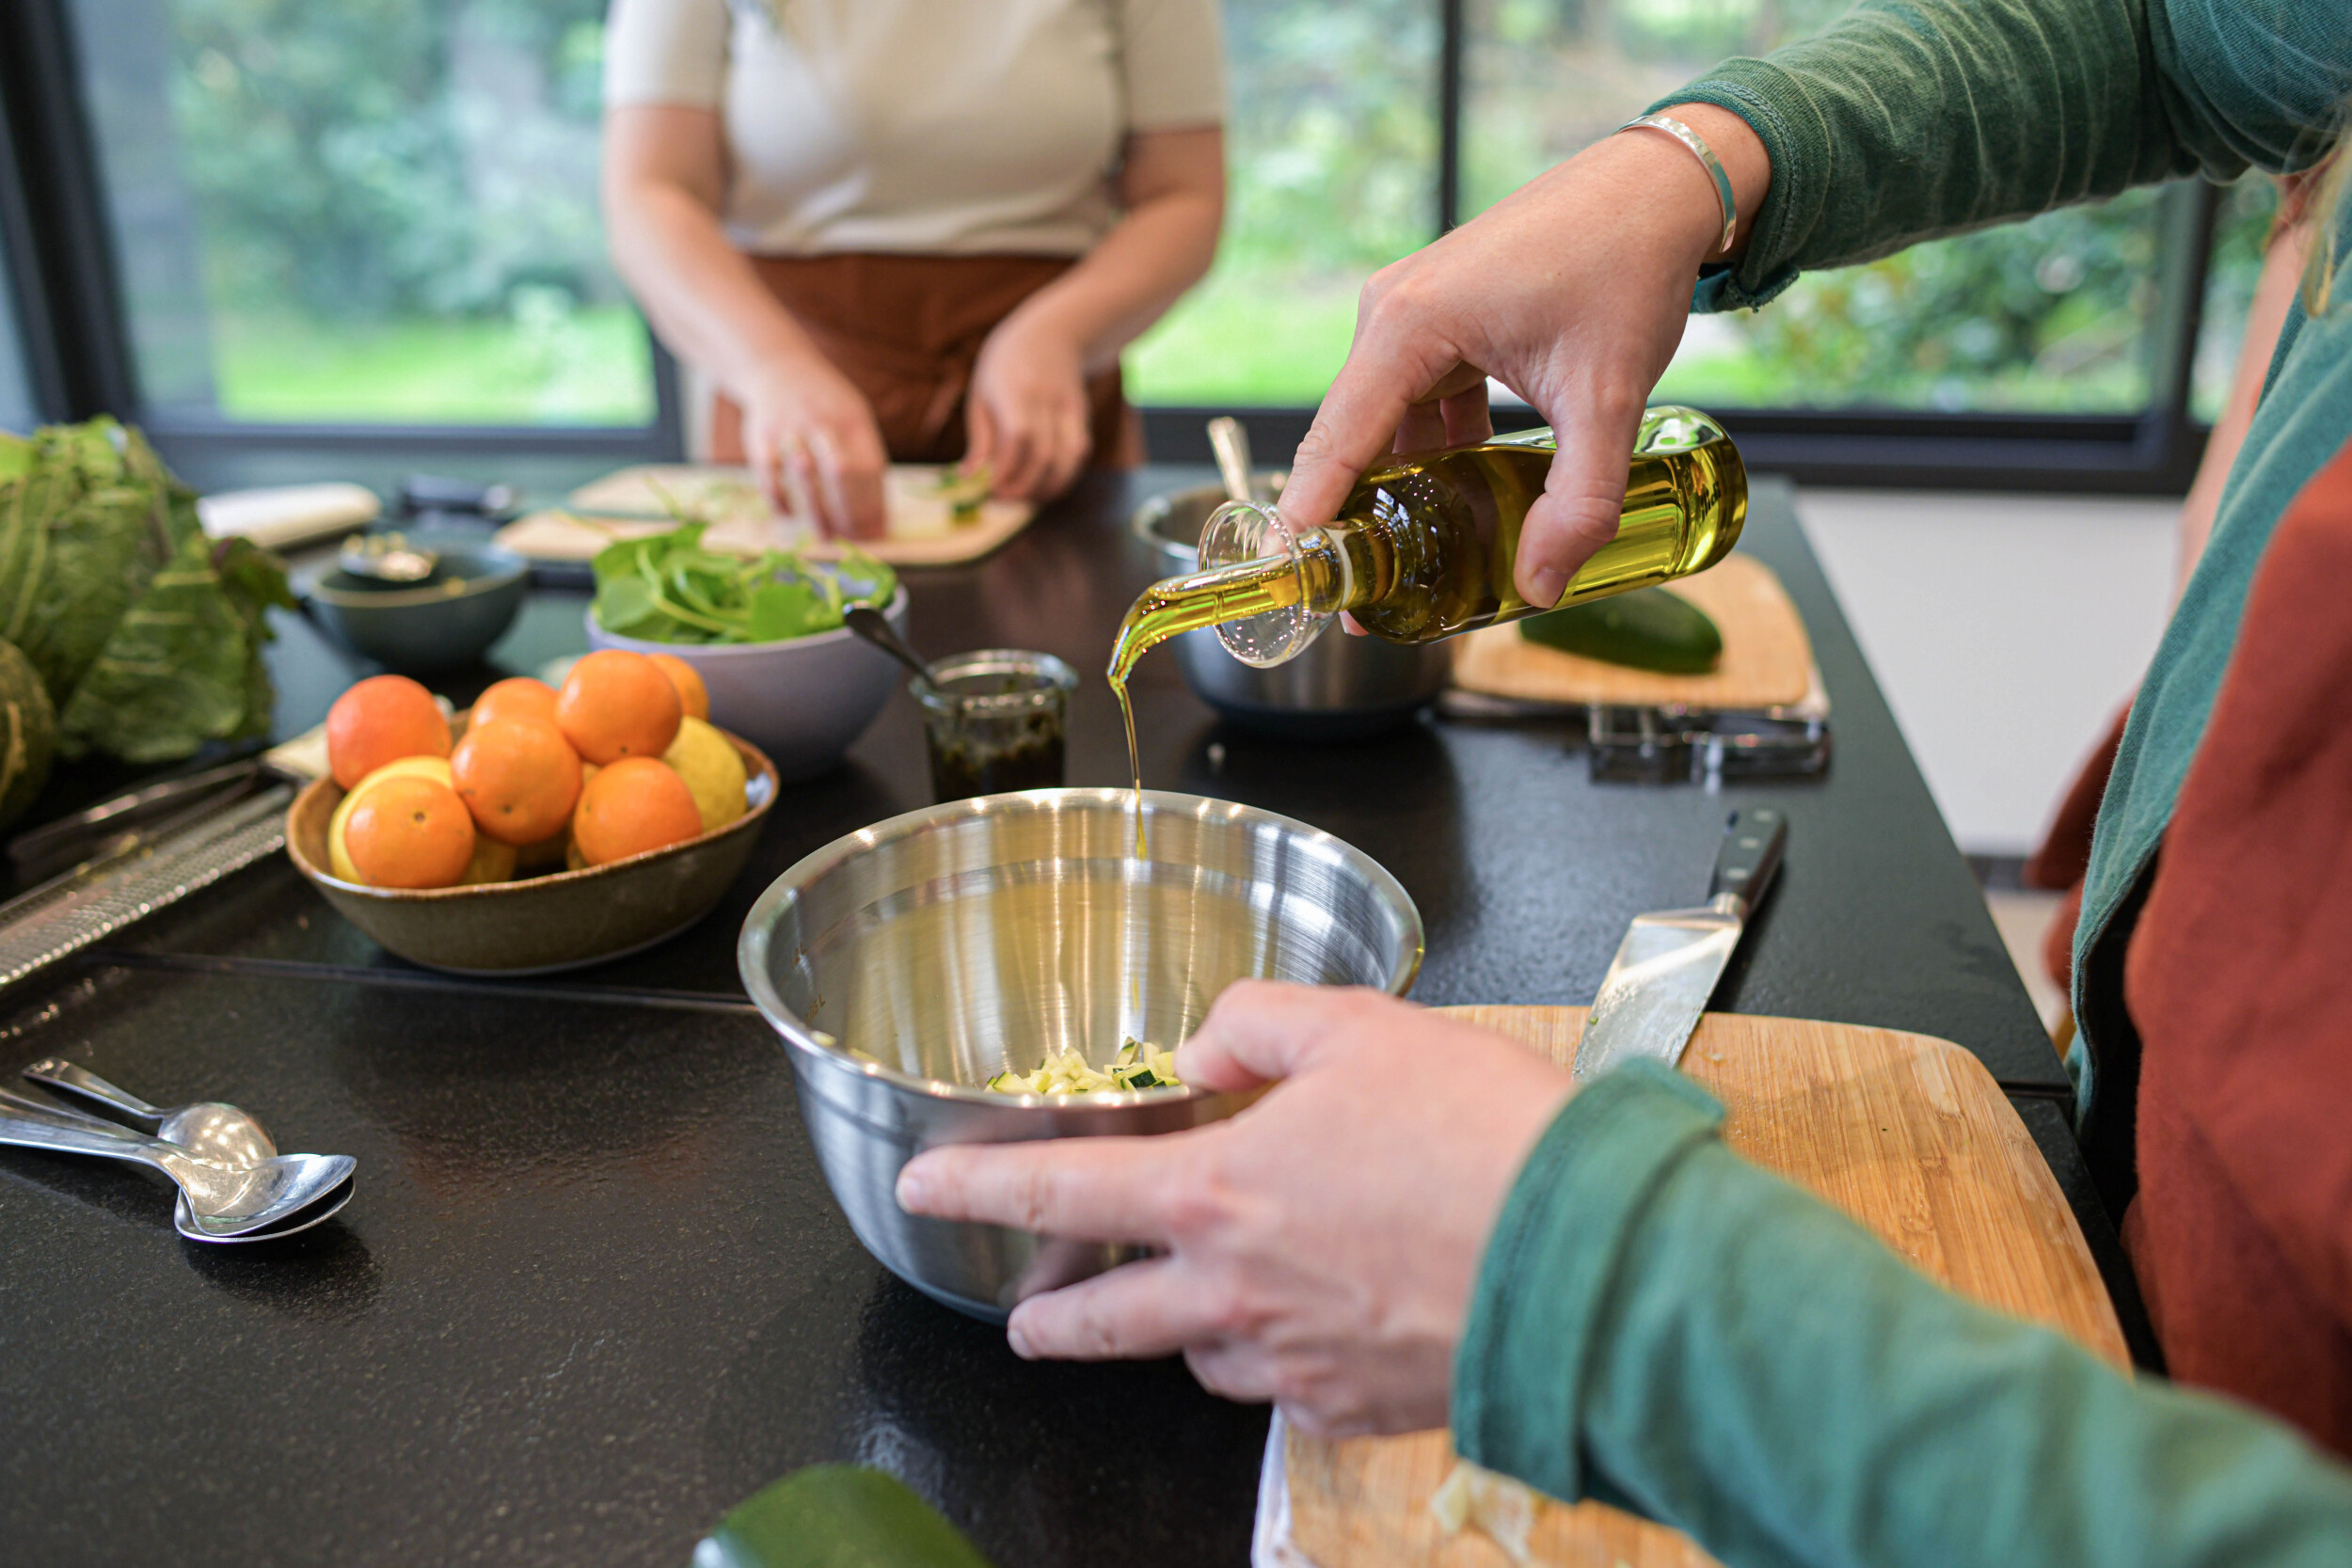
[[604, 0, 1226, 256]]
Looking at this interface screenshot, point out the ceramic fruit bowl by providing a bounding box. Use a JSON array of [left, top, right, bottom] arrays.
[[286, 717, 776, 974]]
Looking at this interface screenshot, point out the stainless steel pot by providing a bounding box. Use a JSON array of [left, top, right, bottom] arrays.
[[1132, 479, 1453, 738], [739, 787, 1423, 1320]]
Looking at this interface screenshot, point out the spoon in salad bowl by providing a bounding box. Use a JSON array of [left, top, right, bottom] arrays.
[[20, 1058, 279, 1170], [0, 1098, 355, 1242], [845, 605, 936, 689]]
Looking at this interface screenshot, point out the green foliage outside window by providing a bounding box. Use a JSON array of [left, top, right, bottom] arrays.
[[111, 0, 2265, 429], [156, 0, 650, 423]]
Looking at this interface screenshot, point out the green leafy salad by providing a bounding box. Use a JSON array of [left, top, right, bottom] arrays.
[[987, 1038, 1184, 1095], [0, 418, 293, 769], [590, 522, 898, 644]]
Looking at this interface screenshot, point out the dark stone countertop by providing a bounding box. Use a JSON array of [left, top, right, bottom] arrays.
[[0, 467, 2108, 1565]]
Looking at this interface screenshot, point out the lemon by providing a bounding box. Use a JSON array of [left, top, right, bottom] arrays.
[[661, 717, 748, 832], [328, 755, 455, 882], [457, 837, 517, 885]]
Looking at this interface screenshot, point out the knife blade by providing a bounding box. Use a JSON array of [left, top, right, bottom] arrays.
[[1570, 808, 1787, 1083]]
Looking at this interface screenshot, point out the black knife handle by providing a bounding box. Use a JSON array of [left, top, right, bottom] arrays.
[[1708, 808, 1787, 910]]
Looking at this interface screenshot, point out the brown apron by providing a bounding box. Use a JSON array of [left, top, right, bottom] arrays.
[[707, 252, 1144, 468]]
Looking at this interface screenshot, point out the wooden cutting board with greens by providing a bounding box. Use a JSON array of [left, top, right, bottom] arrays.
[[0, 419, 294, 825]]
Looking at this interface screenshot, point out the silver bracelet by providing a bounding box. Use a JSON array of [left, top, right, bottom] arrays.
[[1620, 113, 1738, 256]]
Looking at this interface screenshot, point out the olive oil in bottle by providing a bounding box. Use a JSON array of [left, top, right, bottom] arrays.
[[1114, 405, 1743, 677], [1104, 405, 1746, 842]]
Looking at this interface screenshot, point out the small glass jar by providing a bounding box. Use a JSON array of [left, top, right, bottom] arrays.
[[914, 650, 1079, 802]]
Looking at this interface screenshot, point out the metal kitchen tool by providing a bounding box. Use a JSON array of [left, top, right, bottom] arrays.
[[22, 1057, 279, 1170], [0, 782, 294, 996], [1206, 416, 1257, 505], [1585, 705, 1831, 784], [7, 754, 267, 883], [1570, 807, 1786, 1084], [0, 1090, 354, 1242], [337, 531, 440, 584], [843, 604, 935, 689]]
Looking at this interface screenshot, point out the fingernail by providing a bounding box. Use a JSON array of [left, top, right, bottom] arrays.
[[895, 1164, 931, 1212], [1007, 1320, 1036, 1359], [1528, 567, 1567, 608]]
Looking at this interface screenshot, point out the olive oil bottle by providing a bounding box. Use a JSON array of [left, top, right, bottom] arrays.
[[1105, 405, 1747, 829]]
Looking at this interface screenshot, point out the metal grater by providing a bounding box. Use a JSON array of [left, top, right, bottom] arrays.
[[0, 784, 293, 991]]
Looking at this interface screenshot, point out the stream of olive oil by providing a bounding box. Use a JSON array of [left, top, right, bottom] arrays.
[[1104, 555, 1310, 855]]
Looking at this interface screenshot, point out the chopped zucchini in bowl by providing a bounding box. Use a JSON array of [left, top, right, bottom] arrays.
[[986, 1037, 1184, 1095]]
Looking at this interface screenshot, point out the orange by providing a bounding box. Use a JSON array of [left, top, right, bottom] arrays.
[[326, 675, 450, 790], [328, 755, 456, 881], [343, 776, 476, 888], [450, 718, 582, 845], [571, 757, 703, 866], [469, 676, 560, 731], [646, 653, 710, 721], [556, 650, 683, 765]]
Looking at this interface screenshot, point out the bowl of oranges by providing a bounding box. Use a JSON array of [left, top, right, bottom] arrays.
[[285, 649, 777, 974]]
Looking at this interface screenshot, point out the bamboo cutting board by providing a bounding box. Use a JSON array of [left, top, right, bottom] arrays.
[[1279, 1006, 2125, 1568], [495, 463, 1035, 567], [1449, 554, 1814, 711]]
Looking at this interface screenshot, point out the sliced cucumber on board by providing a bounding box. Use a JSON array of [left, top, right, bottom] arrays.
[[1516, 586, 1723, 674]]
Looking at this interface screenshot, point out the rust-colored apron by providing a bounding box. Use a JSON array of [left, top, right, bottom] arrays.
[[707, 253, 1144, 468]]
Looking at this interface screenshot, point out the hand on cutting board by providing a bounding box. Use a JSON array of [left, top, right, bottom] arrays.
[[896, 982, 1575, 1437], [735, 352, 890, 541], [1279, 103, 1768, 609], [965, 310, 1092, 505]]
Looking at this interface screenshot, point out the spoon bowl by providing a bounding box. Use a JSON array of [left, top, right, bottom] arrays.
[[168, 1149, 358, 1239], [23, 1059, 279, 1169]]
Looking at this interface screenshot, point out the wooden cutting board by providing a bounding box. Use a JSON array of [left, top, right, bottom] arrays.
[[1449, 554, 1815, 711], [1281, 1006, 2124, 1568], [494, 463, 1034, 567]]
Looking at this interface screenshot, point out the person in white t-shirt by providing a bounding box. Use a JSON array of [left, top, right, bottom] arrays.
[[602, 0, 1227, 536]]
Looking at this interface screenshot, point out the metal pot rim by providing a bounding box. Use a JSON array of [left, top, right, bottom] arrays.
[[737, 786, 1423, 1110]]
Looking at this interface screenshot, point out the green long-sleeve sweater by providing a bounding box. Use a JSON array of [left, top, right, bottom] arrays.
[[1661, 0, 2352, 1191], [1448, 4, 2352, 1565], [1456, 1067, 2352, 1568]]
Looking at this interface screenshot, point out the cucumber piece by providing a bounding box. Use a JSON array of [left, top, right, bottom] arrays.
[[702, 1465, 996, 1568], [1516, 586, 1723, 673]]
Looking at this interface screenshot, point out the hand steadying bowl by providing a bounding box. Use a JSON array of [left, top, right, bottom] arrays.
[[739, 787, 1423, 1320]]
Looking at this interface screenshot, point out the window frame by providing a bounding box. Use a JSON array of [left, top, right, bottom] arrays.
[[7, 0, 2224, 491]]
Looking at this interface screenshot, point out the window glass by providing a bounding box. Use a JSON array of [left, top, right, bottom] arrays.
[[0, 245, 35, 434], [67, 0, 654, 427], [1123, 0, 1440, 406], [1463, 0, 2159, 414], [2191, 174, 2282, 424]]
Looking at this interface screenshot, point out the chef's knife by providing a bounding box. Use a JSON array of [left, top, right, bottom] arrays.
[[1570, 808, 1787, 1083]]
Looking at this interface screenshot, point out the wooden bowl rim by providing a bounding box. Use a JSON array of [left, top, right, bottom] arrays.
[[285, 718, 777, 902]]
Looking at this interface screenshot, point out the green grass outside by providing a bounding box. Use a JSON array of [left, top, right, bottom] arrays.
[[209, 304, 656, 425], [205, 284, 2146, 431], [1123, 270, 1363, 405]]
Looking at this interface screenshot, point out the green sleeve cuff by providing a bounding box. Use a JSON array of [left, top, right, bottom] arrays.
[[1451, 1059, 1725, 1498], [1649, 73, 1809, 314]]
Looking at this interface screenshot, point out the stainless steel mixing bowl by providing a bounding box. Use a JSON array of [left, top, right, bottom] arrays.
[[739, 787, 1423, 1319], [1133, 478, 1453, 738]]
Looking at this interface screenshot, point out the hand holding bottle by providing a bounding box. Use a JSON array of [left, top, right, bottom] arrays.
[[1278, 103, 1770, 608]]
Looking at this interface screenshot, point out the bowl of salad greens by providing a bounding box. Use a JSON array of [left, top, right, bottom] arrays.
[[586, 524, 907, 781]]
